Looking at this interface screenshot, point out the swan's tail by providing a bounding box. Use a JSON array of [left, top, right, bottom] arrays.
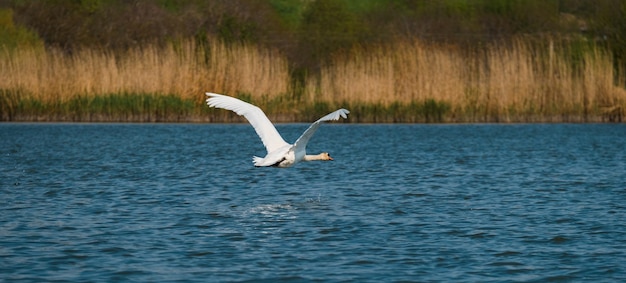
[[252, 156, 264, 167]]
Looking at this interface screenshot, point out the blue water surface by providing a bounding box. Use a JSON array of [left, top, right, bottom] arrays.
[[1, 123, 625, 282]]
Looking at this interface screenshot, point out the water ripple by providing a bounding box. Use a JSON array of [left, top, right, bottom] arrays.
[[1, 123, 625, 282]]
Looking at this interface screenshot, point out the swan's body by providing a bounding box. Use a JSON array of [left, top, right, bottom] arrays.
[[206, 93, 349, 167]]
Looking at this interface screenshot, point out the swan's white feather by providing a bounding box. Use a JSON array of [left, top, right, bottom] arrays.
[[206, 93, 289, 153], [253, 144, 292, 167], [206, 92, 349, 167], [293, 108, 350, 154]]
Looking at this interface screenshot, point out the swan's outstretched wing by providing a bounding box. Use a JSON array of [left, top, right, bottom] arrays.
[[293, 108, 349, 152], [206, 93, 289, 153]]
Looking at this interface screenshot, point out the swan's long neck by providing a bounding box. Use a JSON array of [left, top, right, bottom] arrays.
[[303, 154, 323, 161], [303, 153, 333, 161]]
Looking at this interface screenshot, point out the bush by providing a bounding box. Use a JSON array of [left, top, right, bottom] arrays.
[[0, 8, 43, 52]]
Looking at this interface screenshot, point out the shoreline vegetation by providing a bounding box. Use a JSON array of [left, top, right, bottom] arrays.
[[1, 1, 625, 123], [2, 38, 625, 123]]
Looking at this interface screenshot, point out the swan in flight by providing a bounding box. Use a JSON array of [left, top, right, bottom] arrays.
[[206, 92, 349, 167]]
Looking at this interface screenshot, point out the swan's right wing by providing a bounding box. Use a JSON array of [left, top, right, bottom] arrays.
[[293, 108, 350, 152], [206, 93, 289, 153]]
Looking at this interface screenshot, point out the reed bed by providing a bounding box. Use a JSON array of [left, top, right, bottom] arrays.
[[1, 37, 625, 122], [0, 39, 290, 121], [312, 39, 626, 122]]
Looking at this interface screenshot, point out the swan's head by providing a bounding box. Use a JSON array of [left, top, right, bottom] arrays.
[[320, 152, 333, 161]]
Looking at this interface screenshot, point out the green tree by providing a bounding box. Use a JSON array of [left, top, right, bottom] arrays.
[[0, 8, 43, 51], [296, 0, 364, 69]]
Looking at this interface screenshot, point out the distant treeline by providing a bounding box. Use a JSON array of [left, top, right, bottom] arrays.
[[1, 0, 626, 122], [4, 0, 626, 69]]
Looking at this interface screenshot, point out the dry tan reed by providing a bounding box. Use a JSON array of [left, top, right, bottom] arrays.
[[1, 37, 625, 122], [0, 39, 290, 103], [310, 38, 626, 122], [314, 42, 467, 105]]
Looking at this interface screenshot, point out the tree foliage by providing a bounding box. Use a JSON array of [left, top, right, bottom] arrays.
[[295, 0, 364, 68], [2, 0, 626, 69]]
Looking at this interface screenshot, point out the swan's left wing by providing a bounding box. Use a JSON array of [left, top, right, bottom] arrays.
[[206, 93, 289, 153], [293, 108, 349, 152]]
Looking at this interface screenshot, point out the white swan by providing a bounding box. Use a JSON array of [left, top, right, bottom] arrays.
[[206, 92, 349, 167]]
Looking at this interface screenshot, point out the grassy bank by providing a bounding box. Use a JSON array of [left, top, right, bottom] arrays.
[[1, 38, 625, 123]]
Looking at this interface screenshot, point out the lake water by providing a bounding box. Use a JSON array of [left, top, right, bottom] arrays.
[[1, 123, 625, 282]]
